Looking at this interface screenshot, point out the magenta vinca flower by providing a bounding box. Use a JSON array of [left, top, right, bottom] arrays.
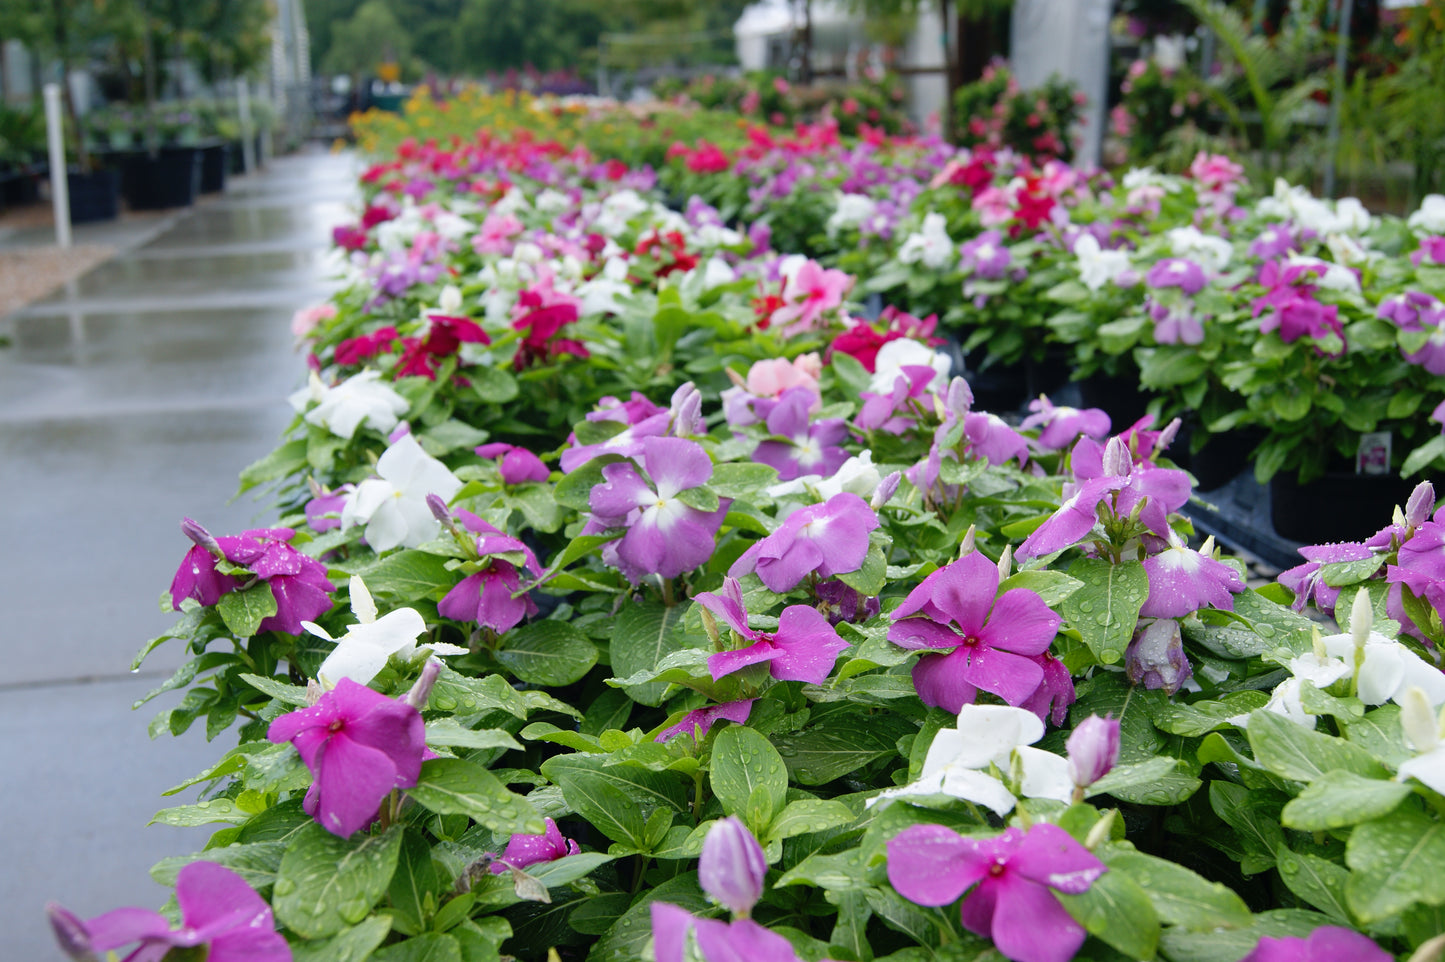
[[267, 677, 426, 837], [651, 902, 807, 962], [170, 519, 334, 635], [771, 259, 852, 335], [475, 442, 551, 485], [1140, 534, 1245, 618], [1239, 927, 1391, 962], [47, 862, 290, 962], [437, 520, 542, 633], [1145, 257, 1207, 295], [1021, 397, 1111, 451], [699, 816, 769, 917], [889, 550, 1063, 713], [1066, 714, 1121, 788], [887, 822, 1106, 962], [697, 576, 848, 685], [489, 817, 581, 874], [586, 436, 729, 582], [1126, 618, 1192, 694], [655, 698, 754, 743], [752, 387, 850, 481], [729, 492, 880, 593]]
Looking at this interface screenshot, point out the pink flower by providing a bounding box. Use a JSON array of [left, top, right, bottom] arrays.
[[472, 211, 524, 255], [47, 863, 290, 962], [697, 576, 848, 685], [729, 492, 880, 592], [771, 260, 853, 335], [890, 550, 1063, 713], [887, 823, 1106, 962], [291, 303, 337, 339], [267, 678, 426, 837], [656, 699, 754, 743], [1189, 151, 1245, 192], [475, 442, 550, 484], [489, 817, 580, 873], [1239, 927, 1391, 962], [744, 354, 822, 397]]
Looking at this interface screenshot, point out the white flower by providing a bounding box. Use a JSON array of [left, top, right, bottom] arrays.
[[1121, 167, 1182, 192], [699, 256, 737, 289], [341, 434, 463, 552], [1395, 686, 1445, 795], [1325, 232, 1379, 267], [897, 213, 955, 270], [1167, 225, 1233, 273], [768, 451, 881, 501], [575, 257, 631, 316], [1408, 194, 1445, 234], [436, 284, 463, 315], [590, 190, 651, 235], [866, 705, 1072, 815], [827, 192, 878, 234], [696, 223, 744, 248], [534, 188, 571, 214], [776, 253, 810, 287], [1074, 234, 1132, 291], [492, 186, 529, 215], [1333, 197, 1374, 234], [1318, 628, 1445, 707], [1286, 253, 1360, 293], [291, 370, 410, 441], [309, 576, 465, 687], [869, 338, 951, 393]]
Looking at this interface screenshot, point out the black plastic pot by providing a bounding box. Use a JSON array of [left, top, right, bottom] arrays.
[[965, 359, 1030, 414], [1270, 470, 1416, 543], [199, 142, 229, 193], [1176, 425, 1265, 492], [1, 168, 41, 207], [66, 168, 121, 223], [121, 147, 201, 210], [1077, 371, 1151, 432]]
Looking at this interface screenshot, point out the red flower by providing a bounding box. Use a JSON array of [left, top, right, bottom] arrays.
[[828, 324, 898, 373], [335, 326, 399, 366]]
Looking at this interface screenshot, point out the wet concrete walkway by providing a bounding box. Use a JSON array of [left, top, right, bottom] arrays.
[[0, 148, 359, 959]]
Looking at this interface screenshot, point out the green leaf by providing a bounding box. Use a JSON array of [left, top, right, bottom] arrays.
[[708, 462, 780, 498], [1274, 845, 1352, 924], [1106, 851, 1251, 931], [676, 485, 721, 512], [553, 454, 624, 511], [290, 917, 392, 962], [522, 852, 615, 888], [998, 569, 1083, 608], [150, 841, 287, 889], [505, 484, 562, 532], [1209, 781, 1287, 874], [407, 759, 545, 835], [776, 850, 869, 891], [217, 582, 278, 638], [273, 824, 403, 940], [418, 421, 489, 457], [470, 365, 519, 403], [372, 933, 462, 962], [429, 666, 581, 719], [238, 673, 311, 707], [710, 725, 788, 832], [773, 712, 912, 785], [1404, 435, 1445, 476], [389, 829, 442, 935], [1345, 810, 1445, 923], [149, 798, 251, 827], [610, 600, 693, 706], [765, 798, 856, 842], [1159, 908, 1339, 962], [494, 620, 597, 685], [423, 719, 522, 753], [1139, 347, 1210, 389], [1060, 557, 1149, 665], [588, 873, 707, 962], [238, 439, 308, 494], [1148, 692, 1268, 737], [1057, 867, 1159, 960], [1247, 709, 1389, 782], [835, 544, 888, 596], [1281, 769, 1413, 830], [540, 753, 687, 849], [1318, 554, 1386, 587], [351, 550, 453, 602]]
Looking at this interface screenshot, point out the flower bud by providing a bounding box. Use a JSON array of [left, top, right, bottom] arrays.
[[45, 904, 96, 962], [427, 493, 453, 525], [439, 284, 463, 314], [1067, 715, 1121, 787], [1126, 618, 1192, 694], [698, 816, 768, 917], [959, 524, 977, 558], [669, 381, 705, 437], [1400, 686, 1442, 753], [996, 544, 1013, 581], [871, 470, 901, 510], [180, 517, 222, 557], [388, 420, 411, 443], [945, 377, 974, 419], [1102, 437, 1132, 477], [1349, 587, 1373, 651], [402, 657, 443, 710], [1155, 417, 1182, 456], [1407, 481, 1436, 529]]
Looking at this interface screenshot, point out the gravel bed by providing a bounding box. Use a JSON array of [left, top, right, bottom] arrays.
[[0, 243, 115, 319]]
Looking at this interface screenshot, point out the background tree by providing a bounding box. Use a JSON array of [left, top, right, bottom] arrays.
[[323, 0, 414, 79]]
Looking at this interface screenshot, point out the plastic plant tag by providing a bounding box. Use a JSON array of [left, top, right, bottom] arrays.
[[1357, 432, 1391, 476]]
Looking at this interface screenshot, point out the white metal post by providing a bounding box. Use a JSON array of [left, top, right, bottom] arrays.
[[43, 82, 71, 248]]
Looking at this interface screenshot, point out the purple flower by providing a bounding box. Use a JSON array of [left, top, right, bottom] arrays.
[[959, 230, 1012, 280], [1377, 291, 1442, 333], [729, 493, 880, 592], [169, 520, 334, 635], [267, 678, 426, 837], [856, 365, 936, 435], [651, 902, 804, 962], [965, 412, 1031, 466], [437, 528, 542, 633], [47, 862, 290, 962], [475, 443, 551, 484], [1248, 224, 1295, 260], [587, 437, 729, 581], [1140, 535, 1245, 618], [887, 823, 1106, 962], [1146, 258, 1207, 295], [655, 699, 755, 743], [1022, 397, 1112, 451], [305, 484, 353, 533], [699, 816, 768, 916], [559, 410, 671, 473], [697, 577, 849, 685], [752, 387, 850, 481], [816, 578, 882, 624], [1125, 618, 1192, 694], [890, 551, 1063, 713], [489, 817, 580, 874], [1066, 715, 1121, 788], [1020, 652, 1077, 727], [1239, 927, 1391, 962], [1149, 299, 1206, 345]]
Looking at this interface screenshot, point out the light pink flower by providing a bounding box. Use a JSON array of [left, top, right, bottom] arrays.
[[291, 303, 337, 339], [745, 353, 823, 397]]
